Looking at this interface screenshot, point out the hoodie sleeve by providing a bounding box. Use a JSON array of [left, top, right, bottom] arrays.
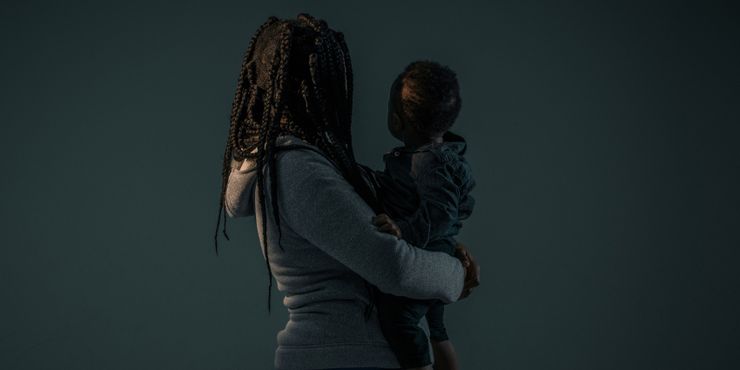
[[274, 148, 465, 303], [224, 158, 258, 218]]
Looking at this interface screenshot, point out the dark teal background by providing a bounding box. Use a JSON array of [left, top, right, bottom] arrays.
[[1, 1, 738, 369]]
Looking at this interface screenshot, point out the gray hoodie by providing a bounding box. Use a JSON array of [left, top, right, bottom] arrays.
[[225, 135, 465, 370]]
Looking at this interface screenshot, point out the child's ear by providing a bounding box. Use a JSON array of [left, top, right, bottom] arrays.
[[390, 111, 400, 126], [390, 111, 404, 131]]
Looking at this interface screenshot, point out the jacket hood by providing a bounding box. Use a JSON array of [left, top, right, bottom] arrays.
[[387, 130, 468, 157], [442, 131, 468, 156]]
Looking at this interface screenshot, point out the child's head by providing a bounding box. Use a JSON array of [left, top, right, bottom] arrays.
[[387, 61, 462, 143]]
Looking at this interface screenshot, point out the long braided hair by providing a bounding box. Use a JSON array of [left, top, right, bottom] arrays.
[[214, 14, 382, 311]]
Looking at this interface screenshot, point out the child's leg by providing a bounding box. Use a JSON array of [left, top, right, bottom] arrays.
[[426, 302, 459, 370], [377, 293, 434, 368], [431, 340, 459, 370], [426, 301, 450, 342], [425, 302, 448, 343]]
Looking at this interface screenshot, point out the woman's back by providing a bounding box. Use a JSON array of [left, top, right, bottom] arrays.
[[226, 135, 464, 369]]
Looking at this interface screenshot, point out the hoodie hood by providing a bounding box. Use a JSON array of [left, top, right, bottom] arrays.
[[224, 152, 258, 218], [224, 135, 322, 218]]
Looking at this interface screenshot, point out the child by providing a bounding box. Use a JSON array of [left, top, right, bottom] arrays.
[[372, 61, 476, 370]]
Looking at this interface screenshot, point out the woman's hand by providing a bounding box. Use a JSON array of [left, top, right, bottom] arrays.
[[372, 214, 402, 239], [455, 242, 480, 300]]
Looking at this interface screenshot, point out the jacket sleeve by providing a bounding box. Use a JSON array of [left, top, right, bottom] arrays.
[[276, 149, 465, 303], [395, 156, 461, 249]]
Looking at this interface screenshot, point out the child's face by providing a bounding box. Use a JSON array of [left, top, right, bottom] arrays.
[[387, 81, 405, 142]]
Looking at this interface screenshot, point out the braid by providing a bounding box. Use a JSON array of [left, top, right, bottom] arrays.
[[337, 32, 354, 145], [255, 27, 284, 311], [214, 16, 278, 255], [267, 23, 293, 253], [217, 14, 382, 314]]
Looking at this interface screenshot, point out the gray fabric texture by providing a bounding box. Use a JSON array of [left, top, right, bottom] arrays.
[[224, 135, 465, 370]]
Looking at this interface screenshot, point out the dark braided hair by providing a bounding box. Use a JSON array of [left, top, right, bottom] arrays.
[[214, 14, 382, 312]]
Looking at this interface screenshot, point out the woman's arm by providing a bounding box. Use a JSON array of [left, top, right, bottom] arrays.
[[275, 148, 466, 303]]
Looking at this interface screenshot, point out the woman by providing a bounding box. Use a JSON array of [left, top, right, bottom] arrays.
[[214, 14, 479, 370]]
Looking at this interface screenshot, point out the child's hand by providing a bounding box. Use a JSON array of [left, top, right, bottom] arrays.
[[372, 214, 402, 239]]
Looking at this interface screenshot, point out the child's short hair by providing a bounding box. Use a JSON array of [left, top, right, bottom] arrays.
[[392, 60, 462, 137]]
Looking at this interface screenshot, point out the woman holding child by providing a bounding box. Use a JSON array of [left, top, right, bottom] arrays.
[[215, 14, 479, 370]]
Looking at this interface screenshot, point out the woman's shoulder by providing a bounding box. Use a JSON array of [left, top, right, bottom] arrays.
[[271, 135, 346, 189], [275, 135, 335, 167]]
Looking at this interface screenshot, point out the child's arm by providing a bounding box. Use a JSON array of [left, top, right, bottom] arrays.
[[395, 157, 462, 248], [372, 157, 462, 247]]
